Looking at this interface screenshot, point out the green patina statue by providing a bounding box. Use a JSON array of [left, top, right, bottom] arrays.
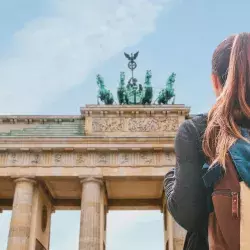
[[96, 74, 114, 105], [117, 70, 153, 105], [96, 52, 176, 105], [117, 72, 128, 105], [141, 70, 153, 105], [156, 72, 176, 105]]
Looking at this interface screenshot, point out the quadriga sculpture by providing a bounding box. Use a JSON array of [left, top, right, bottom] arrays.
[[117, 72, 128, 105], [141, 70, 153, 105], [96, 74, 114, 105], [156, 72, 176, 105], [117, 70, 153, 105]]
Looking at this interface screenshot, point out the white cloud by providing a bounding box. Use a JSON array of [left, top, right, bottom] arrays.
[[0, 0, 171, 114]]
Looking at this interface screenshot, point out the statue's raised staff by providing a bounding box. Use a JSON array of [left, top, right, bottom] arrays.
[[156, 72, 176, 104], [96, 74, 114, 105]]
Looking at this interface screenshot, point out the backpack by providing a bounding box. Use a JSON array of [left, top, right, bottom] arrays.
[[202, 128, 250, 250]]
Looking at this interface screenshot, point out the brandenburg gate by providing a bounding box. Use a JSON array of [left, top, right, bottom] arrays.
[[0, 52, 188, 250], [0, 104, 188, 250]]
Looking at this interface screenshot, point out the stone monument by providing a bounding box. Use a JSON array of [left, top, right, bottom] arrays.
[[0, 52, 188, 250]]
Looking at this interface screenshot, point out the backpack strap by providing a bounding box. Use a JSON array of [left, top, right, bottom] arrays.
[[202, 163, 224, 188], [202, 163, 225, 213], [229, 128, 250, 186]]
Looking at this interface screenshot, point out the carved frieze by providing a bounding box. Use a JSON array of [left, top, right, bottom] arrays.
[[31, 153, 41, 164], [92, 118, 124, 132], [54, 153, 62, 163], [161, 117, 179, 131], [128, 118, 160, 132], [128, 117, 179, 132], [139, 152, 154, 164], [118, 153, 130, 165], [91, 116, 179, 133], [0, 151, 176, 167], [96, 153, 109, 165], [76, 153, 86, 165]]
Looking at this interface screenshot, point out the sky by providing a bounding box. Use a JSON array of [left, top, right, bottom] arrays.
[[0, 0, 250, 249]]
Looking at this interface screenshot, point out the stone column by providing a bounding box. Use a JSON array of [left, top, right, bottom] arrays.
[[79, 177, 103, 250], [103, 205, 108, 250], [7, 177, 36, 250], [167, 211, 174, 250], [173, 221, 186, 250]]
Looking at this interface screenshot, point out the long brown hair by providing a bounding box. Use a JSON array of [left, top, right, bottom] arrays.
[[202, 33, 250, 167]]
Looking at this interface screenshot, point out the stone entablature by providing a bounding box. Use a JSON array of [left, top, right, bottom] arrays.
[[0, 151, 176, 168]]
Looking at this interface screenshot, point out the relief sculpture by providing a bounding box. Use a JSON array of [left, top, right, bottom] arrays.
[[128, 118, 160, 132], [54, 153, 62, 163], [128, 117, 179, 132], [76, 153, 86, 164], [31, 153, 41, 164], [118, 153, 130, 165], [97, 153, 108, 164], [0, 151, 171, 167], [160, 117, 179, 131], [140, 153, 153, 164], [92, 118, 124, 132]]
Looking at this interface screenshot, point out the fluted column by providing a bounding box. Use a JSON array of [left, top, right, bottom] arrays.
[[79, 177, 103, 250], [7, 177, 36, 250]]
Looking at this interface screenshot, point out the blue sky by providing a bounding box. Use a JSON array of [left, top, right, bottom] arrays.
[[0, 0, 250, 249]]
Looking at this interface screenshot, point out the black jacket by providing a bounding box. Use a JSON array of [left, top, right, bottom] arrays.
[[163, 114, 208, 250]]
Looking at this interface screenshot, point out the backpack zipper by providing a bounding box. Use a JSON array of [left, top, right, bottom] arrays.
[[212, 190, 239, 218]]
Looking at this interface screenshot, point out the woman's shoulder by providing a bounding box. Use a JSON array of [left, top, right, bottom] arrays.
[[190, 113, 208, 133], [176, 113, 208, 144]]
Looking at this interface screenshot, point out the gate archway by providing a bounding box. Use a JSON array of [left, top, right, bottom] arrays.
[[0, 105, 188, 250]]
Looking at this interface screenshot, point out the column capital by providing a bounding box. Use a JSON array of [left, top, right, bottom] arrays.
[[13, 177, 36, 185], [79, 176, 104, 186]]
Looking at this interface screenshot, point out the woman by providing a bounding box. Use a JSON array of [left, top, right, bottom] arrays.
[[164, 33, 250, 249]]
